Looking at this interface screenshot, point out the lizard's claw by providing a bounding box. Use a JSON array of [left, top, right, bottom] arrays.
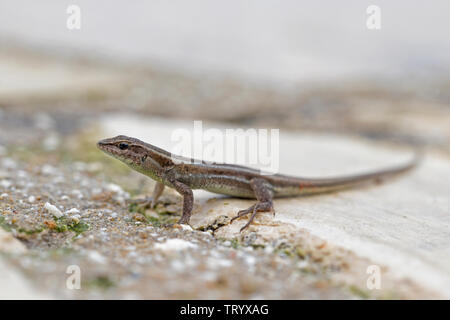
[[230, 205, 255, 224], [231, 202, 274, 232]]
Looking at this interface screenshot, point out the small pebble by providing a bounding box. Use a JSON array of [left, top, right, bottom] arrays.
[[106, 183, 124, 194], [44, 202, 64, 218], [66, 208, 80, 215], [180, 224, 193, 231]]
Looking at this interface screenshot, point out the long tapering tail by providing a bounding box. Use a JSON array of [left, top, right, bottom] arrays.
[[291, 149, 423, 195]]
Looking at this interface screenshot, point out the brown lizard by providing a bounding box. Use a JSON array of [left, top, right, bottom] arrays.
[[98, 135, 421, 231]]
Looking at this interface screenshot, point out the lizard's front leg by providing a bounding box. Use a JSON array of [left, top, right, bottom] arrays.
[[171, 180, 194, 225], [231, 178, 274, 232]]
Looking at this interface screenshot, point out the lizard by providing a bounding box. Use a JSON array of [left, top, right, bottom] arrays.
[[97, 135, 421, 232]]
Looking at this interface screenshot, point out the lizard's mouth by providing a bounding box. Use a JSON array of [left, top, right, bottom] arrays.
[[97, 140, 118, 156], [97, 140, 133, 166], [97, 136, 139, 166]]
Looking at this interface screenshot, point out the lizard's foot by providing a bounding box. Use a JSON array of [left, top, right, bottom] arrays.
[[230, 205, 255, 224], [128, 197, 157, 210], [177, 215, 190, 225], [231, 202, 274, 232]]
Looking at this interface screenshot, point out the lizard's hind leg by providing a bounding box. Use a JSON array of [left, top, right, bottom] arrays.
[[230, 178, 274, 232]]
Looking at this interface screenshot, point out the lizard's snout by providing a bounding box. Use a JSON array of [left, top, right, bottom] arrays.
[[97, 139, 112, 153], [97, 138, 113, 148]]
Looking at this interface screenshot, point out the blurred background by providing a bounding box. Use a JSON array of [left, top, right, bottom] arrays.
[[1, 0, 449, 151], [0, 1, 449, 299]]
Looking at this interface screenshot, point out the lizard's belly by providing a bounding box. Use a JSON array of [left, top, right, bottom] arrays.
[[204, 184, 255, 198], [181, 175, 255, 199]]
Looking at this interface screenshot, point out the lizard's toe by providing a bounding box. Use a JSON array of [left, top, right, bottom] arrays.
[[236, 201, 274, 232], [230, 205, 255, 224]]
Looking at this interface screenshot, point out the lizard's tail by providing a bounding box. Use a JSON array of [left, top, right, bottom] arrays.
[[293, 148, 423, 195]]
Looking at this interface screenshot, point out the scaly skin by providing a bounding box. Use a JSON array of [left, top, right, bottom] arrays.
[[97, 135, 421, 231]]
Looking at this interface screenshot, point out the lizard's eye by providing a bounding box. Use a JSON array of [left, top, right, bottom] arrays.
[[118, 142, 129, 150]]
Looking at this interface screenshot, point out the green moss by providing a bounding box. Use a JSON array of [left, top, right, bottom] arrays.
[[68, 220, 89, 235], [55, 224, 68, 233], [17, 226, 44, 235], [53, 217, 89, 236]]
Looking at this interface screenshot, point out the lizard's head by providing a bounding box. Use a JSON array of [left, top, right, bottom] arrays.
[[97, 135, 148, 167]]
